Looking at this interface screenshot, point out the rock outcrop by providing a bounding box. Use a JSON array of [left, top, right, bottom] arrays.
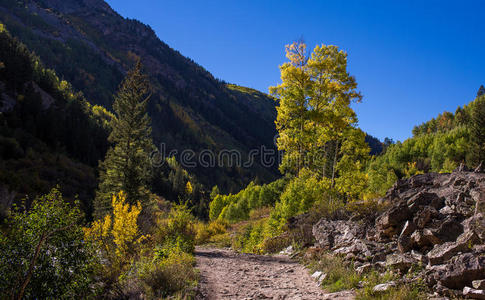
[[312, 170, 485, 297]]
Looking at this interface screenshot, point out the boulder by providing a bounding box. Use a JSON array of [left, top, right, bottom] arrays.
[[473, 280, 485, 289], [373, 281, 396, 293], [411, 229, 441, 249], [312, 219, 366, 249], [413, 206, 439, 228], [376, 203, 412, 239], [333, 239, 372, 258], [385, 253, 417, 272], [410, 250, 427, 264], [463, 213, 485, 241], [433, 216, 464, 242], [425, 264, 448, 287], [474, 244, 485, 254], [407, 192, 444, 212], [439, 205, 454, 215], [355, 263, 373, 275], [309, 171, 485, 297], [397, 221, 416, 253], [463, 286, 485, 300], [439, 253, 485, 289], [427, 231, 479, 265], [311, 271, 327, 285]]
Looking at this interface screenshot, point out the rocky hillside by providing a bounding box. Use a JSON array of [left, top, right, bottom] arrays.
[[0, 0, 279, 192], [310, 168, 485, 298]]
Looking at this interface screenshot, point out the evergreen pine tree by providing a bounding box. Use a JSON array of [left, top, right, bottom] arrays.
[[469, 96, 485, 167], [94, 61, 154, 218], [477, 85, 485, 97]]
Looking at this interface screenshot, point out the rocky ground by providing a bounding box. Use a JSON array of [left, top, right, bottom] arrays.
[[308, 168, 485, 299], [195, 169, 485, 299], [195, 247, 353, 300]]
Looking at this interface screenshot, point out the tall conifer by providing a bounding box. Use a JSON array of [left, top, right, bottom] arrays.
[[470, 95, 485, 167], [94, 61, 154, 218]]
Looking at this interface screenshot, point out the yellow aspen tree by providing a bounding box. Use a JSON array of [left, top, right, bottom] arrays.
[[270, 41, 364, 181]]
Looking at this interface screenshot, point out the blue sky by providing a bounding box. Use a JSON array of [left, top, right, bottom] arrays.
[[105, 0, 485, 142]]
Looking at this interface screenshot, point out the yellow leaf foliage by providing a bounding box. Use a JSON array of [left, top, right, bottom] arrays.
[[185, 181, 193, 195], [84, 191, 147, 261]]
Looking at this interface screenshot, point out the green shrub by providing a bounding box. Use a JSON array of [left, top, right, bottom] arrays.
[[260, 232, 291, 254], [0, 188, 97, 299], [303, 252, 362, 292], [155, 203, 197, 255], [209, 177, 290, 223], [195, 219, 228, 245], [356, 271, 426, 300], [276, 171, 331, 221], [137, 248, 198, 298]]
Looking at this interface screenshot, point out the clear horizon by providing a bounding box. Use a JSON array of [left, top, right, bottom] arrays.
[[105, 0, 485, 142]]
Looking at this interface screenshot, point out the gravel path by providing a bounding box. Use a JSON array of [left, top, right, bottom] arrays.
[[195, 247, 330, 300]]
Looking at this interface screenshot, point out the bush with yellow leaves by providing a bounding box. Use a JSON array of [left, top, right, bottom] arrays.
[[83, 191, 148, 292], [195, 219, 228, 245]]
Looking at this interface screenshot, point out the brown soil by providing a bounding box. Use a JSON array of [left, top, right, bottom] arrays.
[[195, 247, 329, 300]]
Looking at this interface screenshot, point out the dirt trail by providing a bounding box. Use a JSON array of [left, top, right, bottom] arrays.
[[195, 247, 349, 300]]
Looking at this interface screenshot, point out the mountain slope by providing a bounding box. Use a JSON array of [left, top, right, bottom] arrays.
[[365, 87, 484, 196], [0, 0, 279, 192], [0, 23, 112, 217]]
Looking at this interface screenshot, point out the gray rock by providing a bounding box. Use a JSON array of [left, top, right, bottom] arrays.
[[463, 213, 485, 241], [411, 229, 440, 249], [373, 281, 396, 292], [311, 271, 323, 279], [398, 220, 416, 253], [425, 264, 448, 287], [433, 216, 464, 242], [439, 205, 454, 215], [279, 245, 293, 255], [312, 219, 366, 250], [309, 171, 485, 297], [334, 239, 372, 258], [474, 162, 484, 173], [427, 231, 479, 265], [463, 286, 485, 299], [439, 253, 485, 289], [413, 206, 439, 228], [410, 250, 427, 264], [376, 203, 412, 238], [311, 271, 327, 285], [322, 290, 355, 299], [355, 263, 373, 275], [473, 280, 485, 289], [386, 253, 417, 272], [407, 192, 444, 212]]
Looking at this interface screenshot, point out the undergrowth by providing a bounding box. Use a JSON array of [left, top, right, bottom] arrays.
[[302, 250, 427, 299]]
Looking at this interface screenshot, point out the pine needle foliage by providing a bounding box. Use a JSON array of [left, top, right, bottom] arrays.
[[95, 61, 154, 218]]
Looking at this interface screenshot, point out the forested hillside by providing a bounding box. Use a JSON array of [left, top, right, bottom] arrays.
[[0, 23, 111, 217], [366, 87, 485, 196], [0, 26, 204, 297], [0, 0, 279, 193]]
